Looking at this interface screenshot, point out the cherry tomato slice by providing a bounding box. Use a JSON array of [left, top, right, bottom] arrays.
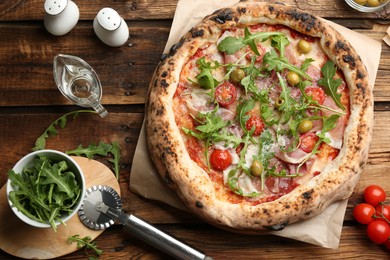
[[299, 132, 319, 153], [210, 149, 232, 171], [367, 219, 390, 244], [305, 87, 325, 105], [353, 203, 375, 225], [375, 204, 390, 221], [364, 185, 387, 206], [245, 116, 265, 136], [215, 82, 237, 107]]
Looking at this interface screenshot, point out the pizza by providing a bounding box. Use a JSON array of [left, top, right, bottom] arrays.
[[145, 1, 373, 231]]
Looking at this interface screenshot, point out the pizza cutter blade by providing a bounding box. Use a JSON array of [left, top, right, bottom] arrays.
[[78, 185, 213, 260]]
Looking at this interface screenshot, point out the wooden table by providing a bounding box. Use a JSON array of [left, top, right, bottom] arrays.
[[1, 0, 389, 259]]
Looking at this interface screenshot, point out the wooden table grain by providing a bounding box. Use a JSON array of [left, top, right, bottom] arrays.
[[0, 0, 389, 259]]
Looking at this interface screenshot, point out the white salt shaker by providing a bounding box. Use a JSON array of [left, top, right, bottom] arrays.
[[93, 7, 129, 47], [44, 0, 79, 36]]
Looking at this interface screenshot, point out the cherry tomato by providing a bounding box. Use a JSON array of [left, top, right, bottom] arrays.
[[385, 239, 390, 250], [245, 116, 265, 136], [375, 204, 390, 221], [215, 82, 237, 107], [299, 132, 319, 153], [305, 87, 325, 105], [367, 219, 390, 244], [353, 203, 375, 225], [210, 149, 232, 171], [364, 185, 386, 206]]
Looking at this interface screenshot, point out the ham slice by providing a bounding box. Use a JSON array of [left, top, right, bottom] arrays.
[[276, 148, 309, 164]]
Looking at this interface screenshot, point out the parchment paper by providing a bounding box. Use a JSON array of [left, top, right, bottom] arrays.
[[130, 0, 381, 249]]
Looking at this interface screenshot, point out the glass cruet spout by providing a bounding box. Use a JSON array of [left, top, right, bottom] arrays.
[[53, 54, 108, 118]]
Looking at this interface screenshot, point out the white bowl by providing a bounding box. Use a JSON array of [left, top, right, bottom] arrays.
[[345, 0, 390, 12], [6, 149, 85, 229]]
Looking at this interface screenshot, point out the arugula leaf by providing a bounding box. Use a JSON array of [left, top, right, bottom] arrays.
[[40, 163, 78, 198], [271, 34, 290, 58], [296, 114, 341, 173], [210, 129, 242, 148], [8, 155, 81, 231], [195, 57, 220, 90], [236, 100, 255, 134], [256, 130, 274, 190], [108, 142, 121, 180], [66, 141, 121, 180], [316, 114, 341, 144], [263, 49, 312, 80], [182, 109, 233, 168], [183, 110, 228, 139], [318, 61, 345, 110], [276, 72, 296, 124], [67, 235, 103, 258], [227, 168, 260, 197], [66, 142, 112, 159], [240, 56, 264, 96], [300, 58, 315, 72], [218, 28, 283, 55], [32, 110, 97, 151]]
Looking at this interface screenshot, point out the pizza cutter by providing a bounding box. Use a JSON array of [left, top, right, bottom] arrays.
[[78, 185, 212, 260]]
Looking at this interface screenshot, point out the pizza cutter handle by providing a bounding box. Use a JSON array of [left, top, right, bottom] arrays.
[[123, 214, 213, 260]]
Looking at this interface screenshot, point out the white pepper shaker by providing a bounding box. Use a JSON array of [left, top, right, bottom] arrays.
[[44, 0, 79, 36], [93, 7, 129, 47]]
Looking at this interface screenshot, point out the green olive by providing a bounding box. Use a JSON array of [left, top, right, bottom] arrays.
[[354, 0, 367, 5], [286, 71, 300, 86], [275, 97, 284, 108], [367, 0, 380, 6], [297, 39, 311, 54], [298, 119, 313, 134], [250, 160, 263, 177], [230, 68, 246, 83]]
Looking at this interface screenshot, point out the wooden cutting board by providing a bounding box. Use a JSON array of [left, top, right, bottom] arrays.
[[0, 157, 120, 259]]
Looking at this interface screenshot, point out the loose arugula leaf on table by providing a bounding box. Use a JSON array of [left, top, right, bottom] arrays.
[[318, 61, 345, 110], [67, 234, 103, 259], [66, 142, 112, 159], [66, 141, 121, 180], [32, 110, 97, 151], [8, 156, 81, 231], [218, 27, 283, 55], [108, 142, 121, 180], [32, 109, 122, 180]]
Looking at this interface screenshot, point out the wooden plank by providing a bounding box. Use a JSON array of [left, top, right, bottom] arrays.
[[0, 0, 389, 21], [45, 224, 389, 259], [0, 22, 170, 106], [0, 23, 389, 107]]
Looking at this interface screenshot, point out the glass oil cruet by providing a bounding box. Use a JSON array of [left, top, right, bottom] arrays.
[[53, 54, 108, 117]]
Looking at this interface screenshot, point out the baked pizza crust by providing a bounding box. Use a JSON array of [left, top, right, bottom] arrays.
[[145, 1, 373, 231]]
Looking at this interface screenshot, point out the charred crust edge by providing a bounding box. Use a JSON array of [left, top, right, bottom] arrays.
[[211, 8, 234, 24]]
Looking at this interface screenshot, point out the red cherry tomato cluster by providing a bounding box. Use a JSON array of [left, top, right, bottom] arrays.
[[353, 185, 390, 249]]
